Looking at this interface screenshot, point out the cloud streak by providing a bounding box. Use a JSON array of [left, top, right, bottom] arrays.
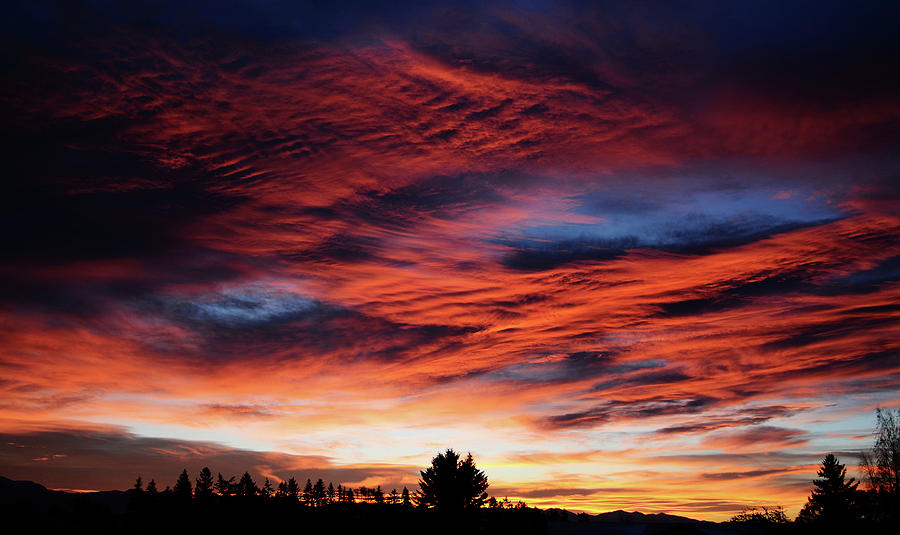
[[1, 0, 899, 522]]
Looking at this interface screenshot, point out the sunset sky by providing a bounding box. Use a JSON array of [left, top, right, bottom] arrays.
[[2, 0, 899, 521]]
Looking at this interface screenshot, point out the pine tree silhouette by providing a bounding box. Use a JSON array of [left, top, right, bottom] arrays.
[[215, 473, 233, 496], [195, 467, 214, 499], [312, 478, 326, 506], [287, 477, 300, 501], [417, 449, 489, 512], [237, 472, 257, 497], [798, 454, 860, 524], [173, 469, 192, 502]]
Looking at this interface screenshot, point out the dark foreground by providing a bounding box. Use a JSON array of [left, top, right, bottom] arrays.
[[2, 476, 896, 534]]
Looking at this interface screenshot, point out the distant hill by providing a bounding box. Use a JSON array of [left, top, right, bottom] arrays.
[[0, 475, 129, 514], [593, 509, 699, 524], [542, 507, 701, 524]]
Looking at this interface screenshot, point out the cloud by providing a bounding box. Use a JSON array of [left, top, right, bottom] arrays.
[[1, 0, 899, 522], [704, 426, 809, 453], [0, 426, 419, 491]]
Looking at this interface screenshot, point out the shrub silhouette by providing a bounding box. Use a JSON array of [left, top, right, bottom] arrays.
[[417, 448, 488, 512]]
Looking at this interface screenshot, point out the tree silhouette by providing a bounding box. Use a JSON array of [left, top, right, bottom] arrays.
[[287, 477, 300, 501], [402, 486, 411, 508], [730, 506, 789, 525], [312, 478, 326, 506], [262, 478, 274, 498], [195, 467, 214, 499], [860, 407, 900, 523], [327, 482, 336, 504], [146, 479, 157, 493], [797, 454, 859, 524], [215, 473, 233, 496], [173, 469, 192, 501], [133, 476, 143, 492], [237, 472, 257, 497], [417, 449, 489, 512]]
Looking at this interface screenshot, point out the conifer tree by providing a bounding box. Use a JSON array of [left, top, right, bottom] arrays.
[[287, 477, 300, 501], [195, 467, 214, 499], [302, 478, 313, 506], [346, 487, 355, 503], [797, 454, 860, 524], [133, 476, 143, 492], [418, 449, 489, 512], [311, 478, 325, 506], [146, 479, 158, 494], [262, 478, 274, 499], [401, 486, 411, 508], [173, 469, 192, 501], [215, 473, 233, 496], [237, 471, 257, 497]]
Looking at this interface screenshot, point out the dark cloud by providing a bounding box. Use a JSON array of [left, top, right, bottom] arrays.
[[705, 426, 808, 451], [701, 468, 793, 481], [543, 397, 718, 430], [513, 487, 631, 499], [657, 271, 814, 317], [0, 427, 417, 491], [501, 241, 628, 271], [345, 173, 506, 227], [655, 405, 804, 435]]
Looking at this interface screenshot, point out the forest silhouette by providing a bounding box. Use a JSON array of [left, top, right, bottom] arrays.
[[2, 410, 898, 534]]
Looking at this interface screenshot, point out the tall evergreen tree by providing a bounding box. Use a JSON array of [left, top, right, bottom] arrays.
[[215, 473, 233, 496], [312, 478, 326, 506], [302, 478, 313, 506], [195, 467, 214, 499], [346, 487, 355, 503], [418, 449, 489, 512], [327, 482, 336, 504], [133, 476, 143, 492], [287, 477, 300, 501], [173, 469, 192, 501], [374, 485, 385, 504], [237, 472, 257, 497], [146, 479, 158, 494], [797, 454, 860, 524], [401, 486, 411, 508], [262, 478, 274, 499]]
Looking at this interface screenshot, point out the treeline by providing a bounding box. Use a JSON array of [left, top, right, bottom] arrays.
[[49, 450, 543, 535], [129, 467, 525, 510], [134, 466, 416, 507], [730, 408, 899, 531]]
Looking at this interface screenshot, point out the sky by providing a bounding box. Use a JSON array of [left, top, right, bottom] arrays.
[[1, 0, 899, 521]]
